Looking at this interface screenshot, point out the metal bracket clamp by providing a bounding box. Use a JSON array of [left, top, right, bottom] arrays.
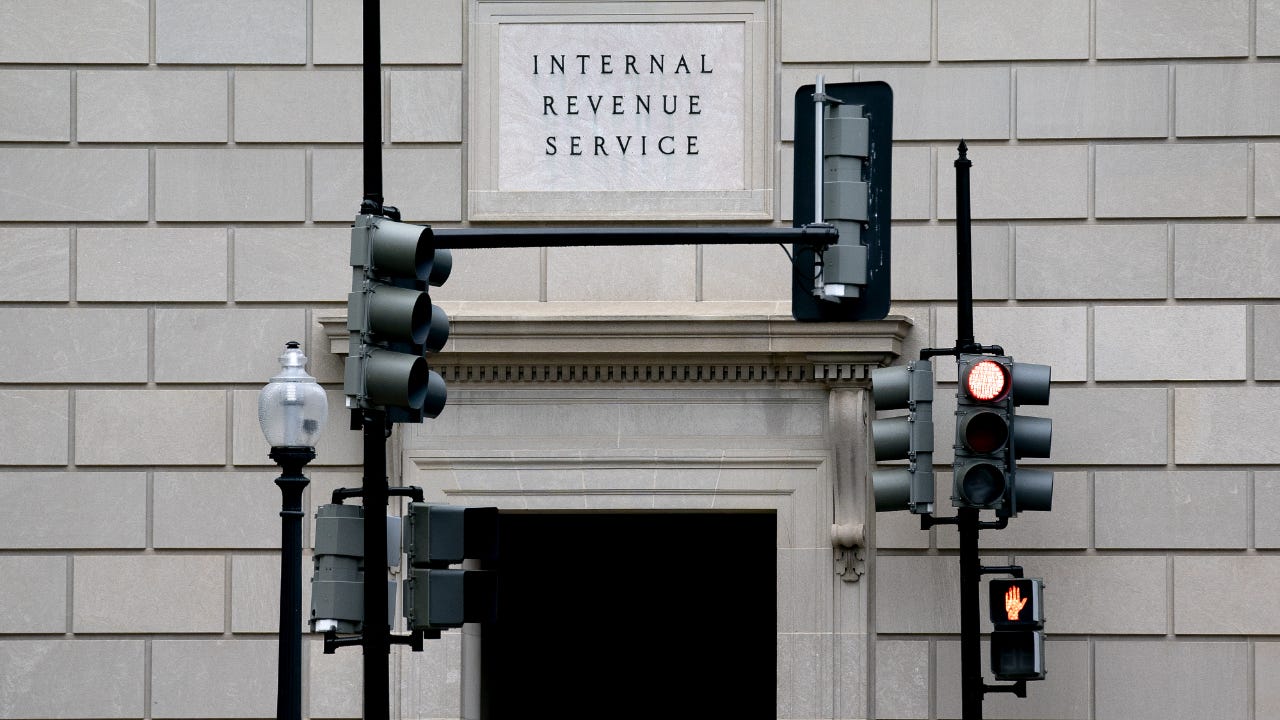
[[812, 90, 844, 107], [812, 75, 834, 297]]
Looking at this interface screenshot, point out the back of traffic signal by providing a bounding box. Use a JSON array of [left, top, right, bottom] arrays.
[[310, 500, 499, 642], [791, 79, 893, 322], [403, 503, 499, 631]]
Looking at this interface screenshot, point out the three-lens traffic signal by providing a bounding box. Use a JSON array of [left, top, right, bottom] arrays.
[[345, 214, 451, 423], [953, 356, 1013, 509], [953, 354, 1053, 515], [871, 360, 935, 514]]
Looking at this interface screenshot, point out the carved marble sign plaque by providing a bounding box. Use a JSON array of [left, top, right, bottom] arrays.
[[497, 22, 744, 193], [470, 2, 771, 221]]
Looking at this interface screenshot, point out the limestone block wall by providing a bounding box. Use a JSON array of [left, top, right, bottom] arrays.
[[780, 2, 1280, 718], [0, 0, 1277, 718]]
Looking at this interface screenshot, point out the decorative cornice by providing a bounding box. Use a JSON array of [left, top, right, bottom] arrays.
[[319, 309, 912, 385]]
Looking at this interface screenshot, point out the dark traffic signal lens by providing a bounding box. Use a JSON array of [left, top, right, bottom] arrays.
[[958, 462, 1005, 507], [960, 410, 1009, 453]]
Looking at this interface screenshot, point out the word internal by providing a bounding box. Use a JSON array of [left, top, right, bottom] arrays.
[[532, 53, 714, 75]]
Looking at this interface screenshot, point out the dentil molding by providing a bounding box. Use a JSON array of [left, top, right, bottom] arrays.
[[319, 309, 911, 384]]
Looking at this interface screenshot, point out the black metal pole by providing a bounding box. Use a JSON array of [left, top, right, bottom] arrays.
[[362, 0, 383, 211], [959, 507, 983, 720], [271, 446, 315, 720], [362, 410, 390, 720], [360, 0, 389, 707], [955, 141, 975, 351]]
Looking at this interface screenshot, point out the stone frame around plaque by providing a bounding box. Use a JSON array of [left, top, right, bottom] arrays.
[[468, 0, 772, 221]]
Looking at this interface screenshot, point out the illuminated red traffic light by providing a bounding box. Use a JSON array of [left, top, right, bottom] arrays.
[[953, 355, 1013, 510], [953, 353, 1055, 516], [964, 359, 1009, 401]]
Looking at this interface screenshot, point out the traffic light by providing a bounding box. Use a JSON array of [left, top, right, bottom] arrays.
[[989, 577, 1046, 681], [311, 503, 364, 634], [871, 360, 935, 514], [953, 355, 1012, 510], [791, 80, 893, 322], [952, 354, 1054, 515], [345, 213, 452, 423], [402, 503, 499, 630]]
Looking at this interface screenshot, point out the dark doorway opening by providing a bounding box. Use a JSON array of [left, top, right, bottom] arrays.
[[481, 512, 776, 719]]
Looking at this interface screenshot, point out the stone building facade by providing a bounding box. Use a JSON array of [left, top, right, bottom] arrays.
[[1, 1, 1278, 718]]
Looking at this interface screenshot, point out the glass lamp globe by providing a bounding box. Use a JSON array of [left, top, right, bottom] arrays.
[[258, 341, 328, 448]]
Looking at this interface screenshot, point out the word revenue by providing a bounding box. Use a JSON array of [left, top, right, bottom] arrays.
[[544, 135, 699, 156], [543, 94, 702, 116]]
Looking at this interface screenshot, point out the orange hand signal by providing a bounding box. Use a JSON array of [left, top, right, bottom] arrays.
[[1004, 585, 1028, 621]]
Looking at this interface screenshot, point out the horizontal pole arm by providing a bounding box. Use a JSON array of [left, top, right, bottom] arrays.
[[430, 225, 839, 249], [322, 630, 363, 654], [984, 680, 1028, 698], [919, 513, 961, 530], [979, 564, 1024, 578]]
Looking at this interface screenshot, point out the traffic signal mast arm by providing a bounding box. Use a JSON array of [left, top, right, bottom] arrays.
[[429, 225, 840, 249]]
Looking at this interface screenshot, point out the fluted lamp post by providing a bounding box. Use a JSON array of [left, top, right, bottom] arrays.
[[259, 341, 328, 720]]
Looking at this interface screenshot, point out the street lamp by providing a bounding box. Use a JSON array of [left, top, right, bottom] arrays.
[[259, 341, 328, 720]]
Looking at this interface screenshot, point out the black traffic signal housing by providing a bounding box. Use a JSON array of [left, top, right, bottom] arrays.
[[791, 80, 893, 322], [345, 213, 452, 423], [871, 360, 935, 514], [953, 354, 1054, 516], [989, 577, 1047, 681], [402, 503, 499, 630]]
